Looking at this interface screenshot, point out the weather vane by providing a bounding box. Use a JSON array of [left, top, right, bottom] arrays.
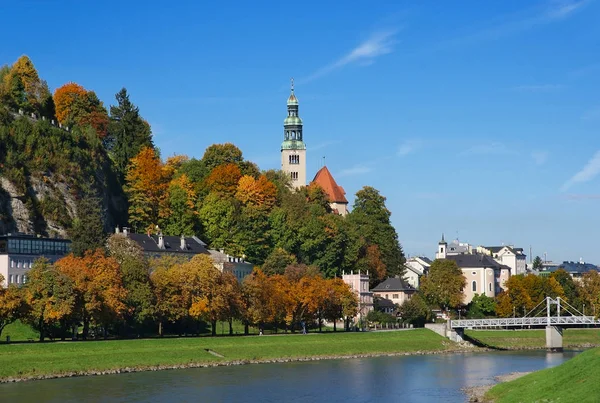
[[291, 77, 294, 92]]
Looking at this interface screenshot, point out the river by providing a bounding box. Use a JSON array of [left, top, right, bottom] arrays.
[[0, 350, 579, 402]]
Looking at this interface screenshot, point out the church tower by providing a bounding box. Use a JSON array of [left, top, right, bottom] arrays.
[[281, 78, 306, 188]]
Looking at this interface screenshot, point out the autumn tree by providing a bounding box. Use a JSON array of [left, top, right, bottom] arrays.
[[187, 255, 231, 336], [235, 175, 278, 210], [55, 250, 127, 339], [578, 270, 600, 316], [106, 88, 154, 179], [420, 259, 466, 313], [398, 293, 432, 327], [243, 269, 279, 333], [201, 143, 244, 173], [150, 260, 188, 336], [204, 163, 242, 195], [495, 275, 534, 318], [54, 82, 109, 137], [125, 146, 171, 232], [322, 277, 358, 331], [348, 186, 405, 279], [22, 259, 75, 341], [0, 56, 50, 114], [0, 275, 24, 339]]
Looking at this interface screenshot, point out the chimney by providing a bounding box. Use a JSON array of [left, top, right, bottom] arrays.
[[115, 226, 120, 234], [180, 235, 186, 250], [158, 232, 164, 249]]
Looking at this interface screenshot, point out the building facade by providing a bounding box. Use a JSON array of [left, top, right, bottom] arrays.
[[371, 277, 416, 307], [478, 245, 527, 276], [122, 228, 253, 281], [404, 256, 431, 288], [342, 271, 373, 323], [0, 233, 71, 287], [281, 79, 306, 188], [444, 254, 510, 304]]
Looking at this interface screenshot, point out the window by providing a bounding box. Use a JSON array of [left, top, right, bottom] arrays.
[[8, 274, 13, 284], [392, 294, 399, 299], [440, 247, 444, 253], [472, 281, 477, 292], [15, 274, 19, 284], [385, 294, 389, 299], [10, 259, 14, 268], [489, 283, 492, 292], [22, 275, 27, 284], [291, 172, 299, 181], [472, 271, 476, 275], [288, 155, 300, 165]]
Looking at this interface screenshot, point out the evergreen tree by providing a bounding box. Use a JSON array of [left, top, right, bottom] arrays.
[[69, 196, 106, 257], [107, 88, 154, 179], [348, 186, 405, 279]]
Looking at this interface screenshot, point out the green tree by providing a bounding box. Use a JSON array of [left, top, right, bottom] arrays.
[[420, 259, 466, 313], [550, 269, 579, 305], [262, 247, 297, 275], [107, 88, 154, 180], [106, 234, 155, 335], [348, 186, 405, 279], [398, 294, 432, 327], [467, 293, 497, 318], [201, 143, 244, 173], [532, 256, 543, 270], [198, 193, 239, 251], [69, 196, 106, 257]]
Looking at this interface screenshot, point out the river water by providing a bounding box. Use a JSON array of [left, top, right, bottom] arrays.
[[0, 350, 579, 402]]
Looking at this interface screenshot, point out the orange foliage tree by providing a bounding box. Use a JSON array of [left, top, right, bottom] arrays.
[[125, 146, 172, 232], [235, 174, 278, 209], [53, 82, 109, 137], [55, 250, 127, 339], [204, 163, 242, 195]]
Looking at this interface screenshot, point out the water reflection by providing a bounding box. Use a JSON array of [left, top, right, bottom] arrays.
[[0, 350, 579, 403]]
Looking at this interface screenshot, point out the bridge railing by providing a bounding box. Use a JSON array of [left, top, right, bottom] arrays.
[[451, 316, 600, 329]]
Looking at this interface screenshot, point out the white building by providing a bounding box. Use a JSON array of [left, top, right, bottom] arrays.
[[477, 245, 527, 276], [404, 256, 432, 288], [371, 277, 417, 307], [0, 233, 71, 287], [342, 271, 373, 323]]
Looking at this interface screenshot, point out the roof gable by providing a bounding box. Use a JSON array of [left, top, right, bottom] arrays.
[[311, 166, 348, 204], [372, 277, 416, 292]]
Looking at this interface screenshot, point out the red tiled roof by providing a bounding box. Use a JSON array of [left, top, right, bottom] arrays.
[[311, 166, 348, 204]]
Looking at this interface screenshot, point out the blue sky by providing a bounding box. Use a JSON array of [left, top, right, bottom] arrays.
[[1, 0, 599, 263]]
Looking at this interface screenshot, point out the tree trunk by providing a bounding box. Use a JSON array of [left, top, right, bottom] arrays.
[[333, 319, 337, 332], [228, 318, 233, 336], [318, 314, 322, 332], [82, 317, 89, 341], [158, 321, 163, 337], [60, 318, 66, 341], [38, 317, 45, 342], [244, 322, 249, 335], [211, 320, 217, 337]]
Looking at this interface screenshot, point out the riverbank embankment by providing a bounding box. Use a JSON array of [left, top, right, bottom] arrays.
[[0, 329, 470, 383], [482, 346, 600, 402], [466, 328, 600, 350]]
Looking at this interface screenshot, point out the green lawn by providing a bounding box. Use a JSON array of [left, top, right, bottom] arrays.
[[485, 346, 600, 402], [2, 320, 39, 342], [0, 329, 455, 381], [466, 328, 600, 349]]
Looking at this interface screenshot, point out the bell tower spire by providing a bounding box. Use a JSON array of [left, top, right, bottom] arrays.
[[281, 78, 306, 188]]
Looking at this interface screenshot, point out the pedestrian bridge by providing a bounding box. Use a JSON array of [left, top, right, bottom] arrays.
[[449, 297, 599, 351]]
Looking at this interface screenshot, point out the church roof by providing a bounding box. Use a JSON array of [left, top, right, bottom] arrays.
[[287, 93, 298, 106], [311, 166, 348, 204]]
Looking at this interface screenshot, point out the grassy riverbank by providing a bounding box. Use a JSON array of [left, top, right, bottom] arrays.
[[485, 346, 600, 402], [466, 328, 600, 349], [0, 329, 457, 382]]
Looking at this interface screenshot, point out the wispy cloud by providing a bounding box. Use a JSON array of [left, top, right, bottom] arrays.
[[532, 150, 549, 166], [337, 164, 373, 178], [510, 84, 566, 92], [397, 140, 420, 156], [435, 1, 589, 49], [302, 29, 398, 83], [561, 150, 600, 191], [461, 142, 516, 156]]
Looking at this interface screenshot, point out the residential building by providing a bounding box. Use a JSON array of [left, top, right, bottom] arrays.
[[444, 254, 510, 304], [342, 271, 373, 323], [404, 256, 431, 288], [435, 234, 473, 259], [122, 228, 253, 281], [478, 245, 527, 276], [311, 166, 349, 216], [0, 233, 71, 287], [371, 277, 417, 307], [374, 296, 396, 314], [538, 260, 598, 282], [281, 79, 306, 188]]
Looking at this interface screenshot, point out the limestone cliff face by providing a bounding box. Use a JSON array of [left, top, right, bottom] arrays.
[[0, 173, 125, 238]]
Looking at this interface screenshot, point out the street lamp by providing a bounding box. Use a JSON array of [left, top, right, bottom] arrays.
[[513, 306, 516, 318]]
